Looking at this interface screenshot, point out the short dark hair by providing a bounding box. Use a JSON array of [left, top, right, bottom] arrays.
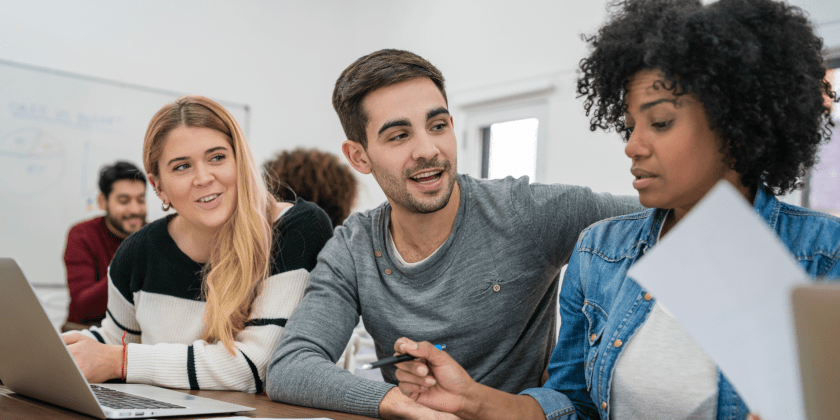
[[263, 148, 358, 227], [578, 0, 836, 195], [332, 49, 447, 148], [98, 161, 146, 198]]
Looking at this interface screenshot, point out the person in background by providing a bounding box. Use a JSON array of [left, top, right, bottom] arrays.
[[61, 95, 333, 393], [266, 49, 642, 419], [62, 161, 147, 332], [391, 0, 840, 419], [263, 147, 358, 227]]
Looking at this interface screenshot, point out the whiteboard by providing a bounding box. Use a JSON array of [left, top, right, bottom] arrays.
[[0, 60, 249, 286]]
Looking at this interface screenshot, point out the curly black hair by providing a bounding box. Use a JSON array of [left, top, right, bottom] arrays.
[[578, 0, 836, 194]]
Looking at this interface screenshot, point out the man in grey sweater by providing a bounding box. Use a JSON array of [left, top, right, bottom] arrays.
[[266, 49, 642, 419]]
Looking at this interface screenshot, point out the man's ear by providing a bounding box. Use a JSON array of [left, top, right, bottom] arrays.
[[342, 140, 372, 175], [97, 193, 107, 211]]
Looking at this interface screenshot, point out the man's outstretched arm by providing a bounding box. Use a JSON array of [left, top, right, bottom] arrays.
[[265, 233, 458, 420]]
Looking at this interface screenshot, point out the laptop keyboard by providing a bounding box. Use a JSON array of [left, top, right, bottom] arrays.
[[91, 385, 185, 410]]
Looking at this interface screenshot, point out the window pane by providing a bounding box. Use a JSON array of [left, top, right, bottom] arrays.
[[833, 69, 840, 120], [486, 118, 539, 181], [808, 68, 840, 216], [809, 123, 840, 216]]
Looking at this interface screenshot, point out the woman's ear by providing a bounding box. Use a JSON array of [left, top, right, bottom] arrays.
[[147, 173, 158, 190], [342, 140, 372, 175], [148, 173, 168, 203]]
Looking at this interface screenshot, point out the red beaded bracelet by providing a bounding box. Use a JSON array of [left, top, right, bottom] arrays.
[[121, 331, 127, 382]]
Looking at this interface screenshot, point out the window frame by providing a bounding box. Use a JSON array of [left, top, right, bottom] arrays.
[[459, 98, 550, 182]]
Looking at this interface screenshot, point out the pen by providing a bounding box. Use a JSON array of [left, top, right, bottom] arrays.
[[360, 344, 447, 370]]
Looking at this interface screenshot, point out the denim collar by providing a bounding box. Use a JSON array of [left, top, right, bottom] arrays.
[[638, 208, 670, 255], [639, 184, 772, 253], [752, 184, 779, 230]]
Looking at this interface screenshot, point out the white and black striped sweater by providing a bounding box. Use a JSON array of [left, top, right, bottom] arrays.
[[81, 198, 332, 393]]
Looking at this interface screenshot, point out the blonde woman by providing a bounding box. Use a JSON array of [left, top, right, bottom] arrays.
[[62, 95, 333, 393]]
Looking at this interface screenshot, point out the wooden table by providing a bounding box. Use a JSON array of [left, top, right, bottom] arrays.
[[0, 384, 375, 420]]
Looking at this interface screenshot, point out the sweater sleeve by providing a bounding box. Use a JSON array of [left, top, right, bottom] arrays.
[[511, 178, 643, 269], [80, 268, 309, 392], [123, 269, 310, 393], [63, 222, 108, 323], [266, 225, 395, 419], [77, 267, 138, 346]]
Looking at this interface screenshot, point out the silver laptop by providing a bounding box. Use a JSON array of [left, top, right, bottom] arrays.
[[791, 283, 840, 420], [0, 257, 255, 419]]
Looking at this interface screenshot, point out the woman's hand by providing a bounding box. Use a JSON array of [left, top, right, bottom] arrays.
[[62, 333, 123, 383], [393, 337, 546, 420], [393, 337, 476, 415]]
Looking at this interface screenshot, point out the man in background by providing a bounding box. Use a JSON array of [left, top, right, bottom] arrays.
[[62, 161, 147, 332]]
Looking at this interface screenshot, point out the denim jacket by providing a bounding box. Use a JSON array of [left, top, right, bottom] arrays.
[[521, 185, 840, 419]]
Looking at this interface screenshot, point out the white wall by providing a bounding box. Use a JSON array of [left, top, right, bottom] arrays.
[[2, 0, 837, 212], [0, 0, 622, 214], [2, 0, 838, 330]]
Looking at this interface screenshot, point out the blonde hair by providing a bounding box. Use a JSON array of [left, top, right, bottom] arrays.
[[143, 95, 276, 354]]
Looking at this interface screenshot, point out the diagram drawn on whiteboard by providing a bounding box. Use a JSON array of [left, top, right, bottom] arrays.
[[0, 127, 66, 195]]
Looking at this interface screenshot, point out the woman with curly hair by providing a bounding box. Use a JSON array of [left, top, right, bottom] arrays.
[[263, 148, 358, 227], [389, 0, 840, 419], [62, 95, 333, 393]]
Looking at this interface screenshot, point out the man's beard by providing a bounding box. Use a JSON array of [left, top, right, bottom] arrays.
[[105, 213, 143, 237], [372, 158, 457, 214]]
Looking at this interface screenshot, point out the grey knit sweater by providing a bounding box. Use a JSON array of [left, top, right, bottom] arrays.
[[266, 175, 642, 418]]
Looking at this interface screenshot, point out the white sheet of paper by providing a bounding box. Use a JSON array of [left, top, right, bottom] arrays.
[[627, 181, 807, 419]]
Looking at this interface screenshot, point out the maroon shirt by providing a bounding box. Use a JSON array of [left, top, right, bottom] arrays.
[[63, 216, 124, 324]]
